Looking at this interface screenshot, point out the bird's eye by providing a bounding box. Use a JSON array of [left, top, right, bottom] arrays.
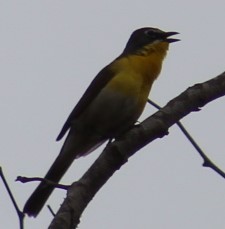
[[144, 30, 152, 36], [144, 30, 157, 39]]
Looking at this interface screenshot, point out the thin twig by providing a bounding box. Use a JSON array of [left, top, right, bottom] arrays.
[[0, 167, 24, 229], [47, 205, 56, 217], [147, 99, 225, 179], [16, 176, 69, 190]]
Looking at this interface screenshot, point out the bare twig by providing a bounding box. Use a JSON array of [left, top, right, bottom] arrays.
[[16, 176, 69, 190], [47, 205, 56, 217], [0, 167, 24, 229], [147, 99, 225, 179]]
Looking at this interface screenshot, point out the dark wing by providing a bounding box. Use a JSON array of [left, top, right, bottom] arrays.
[[56, 63, 116, 141]]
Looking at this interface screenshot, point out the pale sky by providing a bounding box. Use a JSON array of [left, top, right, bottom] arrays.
[[1, 1, 225, 228]]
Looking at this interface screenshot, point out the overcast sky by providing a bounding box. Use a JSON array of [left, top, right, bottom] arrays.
[[1, 1, 225, 228]]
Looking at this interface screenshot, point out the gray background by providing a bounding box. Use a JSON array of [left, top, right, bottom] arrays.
[[1, 1, 225, 228]]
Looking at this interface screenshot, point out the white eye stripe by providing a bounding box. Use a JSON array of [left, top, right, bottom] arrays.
[[144, 28, 163, 37], [144, 30, 150, 35], [144, 30, 153, 36]]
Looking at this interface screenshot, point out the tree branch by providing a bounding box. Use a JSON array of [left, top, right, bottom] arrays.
[[16, 176, 69, 190], [147, 99, 225, 179], [49, 72, 225, 229], [0, 167, 24, 229]]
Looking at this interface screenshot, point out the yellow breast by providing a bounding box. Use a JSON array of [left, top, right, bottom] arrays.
[[106, 41, 169, 115]]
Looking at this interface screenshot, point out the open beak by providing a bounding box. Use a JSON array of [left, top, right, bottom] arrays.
[[164, 31, 180, 43]]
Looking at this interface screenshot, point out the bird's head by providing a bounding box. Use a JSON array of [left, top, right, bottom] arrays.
[[123, 27, 180, 56]]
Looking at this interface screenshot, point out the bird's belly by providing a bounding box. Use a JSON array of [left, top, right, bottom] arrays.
[[73, 86, 145, 138]]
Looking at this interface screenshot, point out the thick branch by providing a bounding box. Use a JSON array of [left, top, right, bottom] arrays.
[[49, 72, 225, 229]]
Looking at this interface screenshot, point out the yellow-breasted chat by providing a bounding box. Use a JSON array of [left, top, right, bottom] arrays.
[[23, 27, 179, 217]]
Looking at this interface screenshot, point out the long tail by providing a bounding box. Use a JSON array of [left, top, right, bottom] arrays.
[[23, 131, 105, 217]]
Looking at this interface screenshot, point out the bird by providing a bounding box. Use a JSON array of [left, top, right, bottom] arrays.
[[23, 27, 179, 217]]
